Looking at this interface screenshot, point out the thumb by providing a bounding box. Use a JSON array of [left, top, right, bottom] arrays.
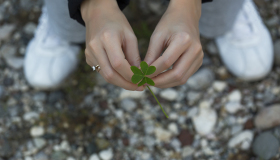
[[144, 33, 165, 66], [123, 31, 141, 67]]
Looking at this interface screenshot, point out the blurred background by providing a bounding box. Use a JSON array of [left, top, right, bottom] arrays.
[[1, 0, 280, 160]]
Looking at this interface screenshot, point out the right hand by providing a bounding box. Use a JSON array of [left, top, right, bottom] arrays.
[[81, 0, 144, 91]]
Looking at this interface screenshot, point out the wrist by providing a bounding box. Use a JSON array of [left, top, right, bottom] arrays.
[[168, 0, 201, 18], [81, 0, 119, 23]]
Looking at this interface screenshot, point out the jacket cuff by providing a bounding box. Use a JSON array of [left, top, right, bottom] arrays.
[[68, 0, 130, 26]]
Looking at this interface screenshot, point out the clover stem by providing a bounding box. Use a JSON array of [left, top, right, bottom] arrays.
[[146, 86, 168, 118]]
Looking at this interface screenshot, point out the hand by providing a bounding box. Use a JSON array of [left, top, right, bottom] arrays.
[[144, 0, 204, 88], [81, 0, 144, 91]]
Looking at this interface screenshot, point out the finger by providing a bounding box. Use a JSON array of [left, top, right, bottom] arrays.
[[123, 31, 141, 67], [152, 46, 203, 87], [156, 60, 202, 88], [146, 33, 191, 79], [143, 33, 166, 66], [101, 32, 135, 82], [86, 45, 144, 91]]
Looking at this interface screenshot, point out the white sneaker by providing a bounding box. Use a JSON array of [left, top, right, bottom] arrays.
[[24, 7, 80, 89], [215, 0, 273, 81]]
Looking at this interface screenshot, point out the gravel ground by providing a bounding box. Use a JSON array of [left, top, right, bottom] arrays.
[[1, 0, 280, 160]]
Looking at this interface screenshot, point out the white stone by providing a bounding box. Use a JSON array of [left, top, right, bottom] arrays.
[[182, 146, 195, 158], [30, 126, 44, 137], [67, 157, 76, 160], [225, 102, 242, 114], [99, 148, 113, 160], [170, 138, 181, 151], [200, 139, 208, 148], [154, 127, 172, 142], [60, 140, 71, 152], [168, 123, 179, 135], [159, 88, 178, 101], [119, 89, 144, 99], [169, 112, 179, 120], [228, 130, 254, 150], [228, 90, 242, 102], [24, 156, 33, 160], [192, 106, 217, 136], [89, 154, 100, 160], [212, 81, 227, 92], [120, 98, 137, 111], [23, 112, 39, 122]]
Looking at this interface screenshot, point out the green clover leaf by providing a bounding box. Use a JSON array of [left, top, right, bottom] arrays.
[[130, 61, 168, 118]]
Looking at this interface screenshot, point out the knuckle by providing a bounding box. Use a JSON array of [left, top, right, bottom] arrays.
[[89, 40, 99, 52], [104, 70, 114, 82], [127, 33, 137, 42], [175, 32, 190, 44], [151, 33, 161, 41], [194, 43, 203, 55], [173, 70, 184, 81], [112, 59, 122, 69], [163, 58, 173, 68], [179, 78, 187, 85], [101, 30, 115, 41]]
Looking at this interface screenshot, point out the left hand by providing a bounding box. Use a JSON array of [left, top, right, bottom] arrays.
[[144, 0, 204, 88]]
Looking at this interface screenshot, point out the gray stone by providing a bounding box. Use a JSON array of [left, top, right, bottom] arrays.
[[0, 24, 15, 41], [23, 112, 39, 122], [274, 40, 280, 65], [24, 22, 37, 35], [120, 98, 137, 112], [254, 104, 280, 129], [186, 91, 201, 105], [253, 132, 279, 160], [33, 92, 47, 102], [143, 136, 155, 148], [33, 138, 46, 150], [187, 68, 215, 90], [0, 45, 16, 59], [5, 57, 24, 69], [34, 152, 48, 160], [265, 16, 279, 26], [206, 41, 218, 55], [51, 151, 67, 160], [0, 85, 4, 98]]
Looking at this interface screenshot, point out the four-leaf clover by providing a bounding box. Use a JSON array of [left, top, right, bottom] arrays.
[[131, 61, 169, 118], [131, 61, 156, 86]]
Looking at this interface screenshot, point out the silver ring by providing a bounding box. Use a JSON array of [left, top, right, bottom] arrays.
[[92, 65, 101, 72]]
